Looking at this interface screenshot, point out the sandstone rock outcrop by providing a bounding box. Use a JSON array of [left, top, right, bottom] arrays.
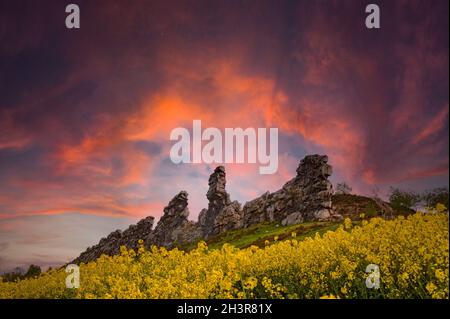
[[198, 166, 242, 238], [71, 216, 154, 264], [242, 155, 341, 227], [146, 191, 202, 249], [72, 154, 342, 264], [281, 212, 304, 226]]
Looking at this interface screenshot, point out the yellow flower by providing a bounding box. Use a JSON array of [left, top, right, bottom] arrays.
[[320, 294, 339, 299], [435, 269, 446, 282], [243, 277, 258, 290], [0, 213, 447, 299], [344, 218, 353, 230], [435, 203, 447, 213], [426, 282, 437, 295]]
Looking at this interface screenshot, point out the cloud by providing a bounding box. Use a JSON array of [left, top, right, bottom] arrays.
[[0, 1, 447, 220], [0, 0, 448, 269], [0, 242, 9, 251]]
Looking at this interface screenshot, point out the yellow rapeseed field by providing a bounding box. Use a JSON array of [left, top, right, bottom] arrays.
[[0, 212, 448, 299]]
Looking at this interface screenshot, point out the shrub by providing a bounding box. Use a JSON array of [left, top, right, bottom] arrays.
[[388, 187, 421, 210], [422, 188, 449, 210]]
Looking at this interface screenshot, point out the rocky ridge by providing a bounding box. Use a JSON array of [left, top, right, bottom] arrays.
[[71, 154, 342, 264], [242, 155, 339, 227], [71, 216, 155, 264]]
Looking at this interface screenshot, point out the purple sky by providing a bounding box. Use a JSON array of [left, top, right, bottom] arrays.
[[0, 0, 448, 272]]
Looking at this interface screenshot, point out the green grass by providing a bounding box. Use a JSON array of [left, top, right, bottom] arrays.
[[182, 220, 342, 251]]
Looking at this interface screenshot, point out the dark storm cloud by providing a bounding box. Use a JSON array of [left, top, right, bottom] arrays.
[[0, 0, 447, 269]]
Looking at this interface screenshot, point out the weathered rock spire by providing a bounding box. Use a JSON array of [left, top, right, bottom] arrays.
[[147, 191, 201, 249], [198, 166, 242, 238]]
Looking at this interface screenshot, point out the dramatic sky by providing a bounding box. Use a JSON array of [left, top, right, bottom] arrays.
[[0, 0, 448, 271]]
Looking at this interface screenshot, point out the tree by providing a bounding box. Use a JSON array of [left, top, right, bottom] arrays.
[[24, 264, 41, 279], [1, 267, 24, 283], [422, 187, 449, 209], [1, 265, 41, 282], [388, 187, 421, 210], [336, 182, 352, 195]]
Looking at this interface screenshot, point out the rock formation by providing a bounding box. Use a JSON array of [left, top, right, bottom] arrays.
[[198, 166, 242, 238], [72, 154, 342, 264], [146, 191, 202, 249], [71, 216, 154, 264], [242, 155, 341, 227]]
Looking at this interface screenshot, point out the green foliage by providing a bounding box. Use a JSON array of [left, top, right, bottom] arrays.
[[422, 188, 449, 209], [2, 264, 41, 283], [24, 264, 41, 278], [1, 268, 24, 283], [207, 221, 340, 249], [388, 187, 421, 210], [363, 203, 379, 218], [181, 221, 340, 251]]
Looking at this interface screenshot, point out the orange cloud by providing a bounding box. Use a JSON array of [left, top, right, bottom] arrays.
[[0, 110, 31, 150], [412, 105, 449, 145]]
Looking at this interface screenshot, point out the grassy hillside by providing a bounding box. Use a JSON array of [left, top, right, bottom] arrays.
[[1, 212, 447, 299], [199, 221, 341, 250], [185, 193, 413, 251], [72, 193, 412, 262]]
